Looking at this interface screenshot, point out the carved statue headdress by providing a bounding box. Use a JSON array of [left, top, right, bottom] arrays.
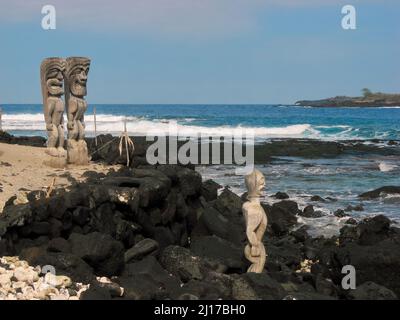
[[64, 57, 91, 103], [40, 57, 66, 106]]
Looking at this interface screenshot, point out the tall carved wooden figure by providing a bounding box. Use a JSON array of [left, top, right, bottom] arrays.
[[40, 57, 67, 168], [64, 57, 91, 165], [243, 169, 268, 273]]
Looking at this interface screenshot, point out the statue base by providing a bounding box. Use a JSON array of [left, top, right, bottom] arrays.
[[67, 139, 90, 165], [43, 148, 67, 168]]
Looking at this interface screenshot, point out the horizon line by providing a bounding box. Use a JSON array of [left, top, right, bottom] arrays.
[[0, 103, 295, 106]]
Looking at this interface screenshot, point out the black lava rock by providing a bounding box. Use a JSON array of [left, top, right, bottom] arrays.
[[69, 232, 125, 277], [190, 235, 245, 272], [300, 205, 324, 218], [359, 186, 400, 199], [274, 192, 289, 200], [201, 180, 222, 202]]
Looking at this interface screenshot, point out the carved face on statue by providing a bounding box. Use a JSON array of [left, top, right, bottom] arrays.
[[65, 57, 90, 98], [40, 58, 66, 98], [245, 169, 265, 199]]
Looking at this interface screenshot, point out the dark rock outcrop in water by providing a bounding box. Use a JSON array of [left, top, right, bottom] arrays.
[[274, 192, 289, 200], [296, 91, 400, 107], [255, 139, 400, 159], [96, 136, 400, 161], [359, 186, 400, 199], [2, 132, 399, 163]]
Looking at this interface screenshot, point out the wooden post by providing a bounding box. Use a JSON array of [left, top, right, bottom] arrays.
[[93, 106, 97, 147], [0, 106, 2, 132], [118, 117, 134, 167], [124, 117, 129, 166]]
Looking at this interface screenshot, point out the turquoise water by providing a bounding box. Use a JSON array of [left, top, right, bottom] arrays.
[[197, 154, 400, 237]]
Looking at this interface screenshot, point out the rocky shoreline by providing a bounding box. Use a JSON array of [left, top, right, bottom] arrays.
[[0, 162, 399, 300], [1, 130, 400, 300], [2, 131, 399, 166]]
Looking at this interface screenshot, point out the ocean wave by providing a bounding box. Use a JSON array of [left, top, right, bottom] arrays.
[[2, 113, 312, 138], [2, 113, 398, 141], [296, 215, 348, 238]]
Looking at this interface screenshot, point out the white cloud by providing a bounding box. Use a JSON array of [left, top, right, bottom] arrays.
[[0, 0, 390, 38]]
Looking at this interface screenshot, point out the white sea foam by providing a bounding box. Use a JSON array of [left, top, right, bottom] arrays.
[[378, 162, 398, 172], [296, 215, 349, 238], [314, 125, 352, 129], [302, 166, 348, 175], [382, 195, 400, 205]]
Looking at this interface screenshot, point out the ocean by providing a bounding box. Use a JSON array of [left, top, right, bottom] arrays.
[[1, 104, 400, 236], [1, 104, 400, 140]]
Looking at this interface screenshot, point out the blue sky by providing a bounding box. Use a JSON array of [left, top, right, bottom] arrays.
[[0, 0, 399, 104]]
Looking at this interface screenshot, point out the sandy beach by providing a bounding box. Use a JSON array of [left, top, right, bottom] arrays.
[[0, 142, 119, 212]]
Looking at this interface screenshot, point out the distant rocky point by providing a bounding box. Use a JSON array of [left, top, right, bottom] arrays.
[[296, 89, 400, 107]]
